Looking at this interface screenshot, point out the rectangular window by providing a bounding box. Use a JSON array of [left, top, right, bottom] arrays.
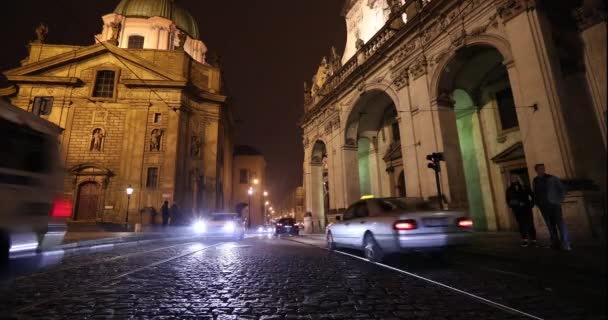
[[153, 113, 161, 123], [391, 121, 400, 142], [146, 167, 159, 189], [92, 70, 116, 98], [32, 96, 54, 116], [239, 169, 248, 184], [127, 35, 145, 49], [496, 88, 519, 130]]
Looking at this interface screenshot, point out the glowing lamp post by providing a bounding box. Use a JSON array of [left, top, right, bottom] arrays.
[[125, 184, 134, 228], [247, 187, 254, 229]]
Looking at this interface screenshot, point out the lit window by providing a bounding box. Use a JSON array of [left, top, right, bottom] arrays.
[[128, 35, 144, 49], [146, 167, 159, 189], [92, 70, 116, 98], [32, 96, 54, 116]]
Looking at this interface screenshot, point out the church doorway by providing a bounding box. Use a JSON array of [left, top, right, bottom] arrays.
[[75, 181, 101, 221]]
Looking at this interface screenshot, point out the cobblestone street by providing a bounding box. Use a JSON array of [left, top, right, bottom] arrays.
[[0, 236, 604, 319]]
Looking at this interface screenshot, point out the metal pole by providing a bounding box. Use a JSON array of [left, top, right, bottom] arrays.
[[125, 195, 131, 227], [434, 167, 443, 210], [248, 194, 251, 230]]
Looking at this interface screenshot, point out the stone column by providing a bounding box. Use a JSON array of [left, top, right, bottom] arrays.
[[310, 163, 325, 232], [342, 145, 361, 205], [203, 116, 219, 213], [574, 1, 607, 147], [498, 0, 575, 178]]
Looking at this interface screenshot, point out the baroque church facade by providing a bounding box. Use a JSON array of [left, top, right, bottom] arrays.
[[1, 0, 235, 224], [301, 0, 606, 238]]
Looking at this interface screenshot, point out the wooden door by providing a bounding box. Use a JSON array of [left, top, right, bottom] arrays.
[[75, 182, 100, 220]]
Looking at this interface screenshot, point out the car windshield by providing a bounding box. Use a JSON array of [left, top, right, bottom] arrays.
[[278, 218, 295, 225], [0, 118, 51, 173], [211, 215, 235, 221], [376, 198, 438, 212]]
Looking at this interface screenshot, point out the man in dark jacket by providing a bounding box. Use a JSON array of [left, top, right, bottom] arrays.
[[161, 201, 170, 227], [506, 175, 537, 247], [533, 164, 570, 250]]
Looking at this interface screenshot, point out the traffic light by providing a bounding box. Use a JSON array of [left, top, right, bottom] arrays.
[[426, 152, 444, 172]]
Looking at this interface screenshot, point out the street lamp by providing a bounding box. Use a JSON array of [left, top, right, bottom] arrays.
[[125, 184, 134, 228], [247, 187, 254, 229], [263, 191, 268, 197], [253, 178, 259, 185]]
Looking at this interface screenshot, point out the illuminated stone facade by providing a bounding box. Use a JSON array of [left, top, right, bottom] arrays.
[[1, 1, 234, 224], [301, 0, 606, 238]]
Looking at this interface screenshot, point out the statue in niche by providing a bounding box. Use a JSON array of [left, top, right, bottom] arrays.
[[149, 129, 163, 151], [191, 135, 202, 157], [109, 21, 121, 43], [176, 32, 187, 50], [389, 0, 403, 16], [90, 128, 105, 152], [34, 23, 49, 43]]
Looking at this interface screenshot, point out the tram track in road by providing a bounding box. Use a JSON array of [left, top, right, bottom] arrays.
[[12, 241, 226, 316], [13, 239, 202, 282], [284, 237, 545, 320]]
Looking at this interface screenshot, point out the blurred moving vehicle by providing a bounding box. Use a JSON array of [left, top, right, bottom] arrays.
[[192, 213, 245, 241], [326, 197, 473, 261], [0, 100, 67, 266], [255, 224, 274, 234], [275, 218, 299, 236]]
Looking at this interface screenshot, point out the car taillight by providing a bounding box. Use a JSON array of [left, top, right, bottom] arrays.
[[394, 219, 417, 230], [457, 218, 473, 228], [50, 197, 73, 218]]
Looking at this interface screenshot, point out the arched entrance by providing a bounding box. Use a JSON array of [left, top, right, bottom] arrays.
[[310, 140, 328, 231], [345, 90, 402, 200], [436, 45, 526, 231], [75, 182, 101, 221]]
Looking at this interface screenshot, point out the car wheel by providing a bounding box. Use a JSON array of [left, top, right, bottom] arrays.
[[363, 233, 384, 262], [327, 232, 336, 250]]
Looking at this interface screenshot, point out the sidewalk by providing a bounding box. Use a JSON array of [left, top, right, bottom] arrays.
[[297, 232, 606, 275]]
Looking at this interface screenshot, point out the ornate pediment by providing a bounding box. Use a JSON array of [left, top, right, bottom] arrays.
[[491, 142, 525, 163]]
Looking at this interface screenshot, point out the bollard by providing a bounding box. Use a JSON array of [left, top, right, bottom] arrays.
[[134, 223, 142, 233]]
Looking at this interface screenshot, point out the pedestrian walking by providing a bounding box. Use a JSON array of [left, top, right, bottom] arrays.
[[161, 201, 170, 227], [506, 176, 537, 247], [532, 164, 570, 251], [170, 203, 180, 226]]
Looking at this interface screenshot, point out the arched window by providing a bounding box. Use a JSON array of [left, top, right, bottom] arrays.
[[127, 35, 145, 49]]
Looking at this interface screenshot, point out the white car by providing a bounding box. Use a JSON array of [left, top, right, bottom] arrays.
[[326, 197, 473, 261], [192, 213, 245, 241], [0, 100, 67, 265]]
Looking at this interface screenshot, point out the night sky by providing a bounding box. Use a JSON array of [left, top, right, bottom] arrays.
[[0, 0, 346, 202]]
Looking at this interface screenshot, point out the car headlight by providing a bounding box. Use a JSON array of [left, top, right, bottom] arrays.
[[257, 226, 264, 233], [193, 221, 207, 234], [223, 221, 236, 233]]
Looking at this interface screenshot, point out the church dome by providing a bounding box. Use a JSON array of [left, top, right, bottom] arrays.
[[114, 0, 199, 39]]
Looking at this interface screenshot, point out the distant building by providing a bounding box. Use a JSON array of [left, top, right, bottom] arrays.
[[278, 186, 305, 222], [232, 145, 267, 227], [0, 0, 235, 224], [301, 0, 606, 238]]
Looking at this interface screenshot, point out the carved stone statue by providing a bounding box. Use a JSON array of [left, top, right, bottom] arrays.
[[329, 46, 342, 74], [34, 23, 49, 44], [150, 129, 163, 151], [176, 32, 187, 50], [190, 135, 201, 157], [389, 0, 403, 16], [109, 22, 121, 44], [355, 38, 365, 50], [304, 81, 311, 102], [90, 128, 104, 152]]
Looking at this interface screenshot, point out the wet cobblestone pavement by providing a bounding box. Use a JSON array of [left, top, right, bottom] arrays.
[[0, 236, 604, 319]]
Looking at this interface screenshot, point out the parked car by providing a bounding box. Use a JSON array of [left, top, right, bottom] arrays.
[[326, 197, 473, 261], [192, 213, 245, 241], [0, 100, 67, 266], [275, 218, 299, 236]]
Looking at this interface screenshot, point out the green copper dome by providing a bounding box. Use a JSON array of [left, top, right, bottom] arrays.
[[114, 0, 199, 39]]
